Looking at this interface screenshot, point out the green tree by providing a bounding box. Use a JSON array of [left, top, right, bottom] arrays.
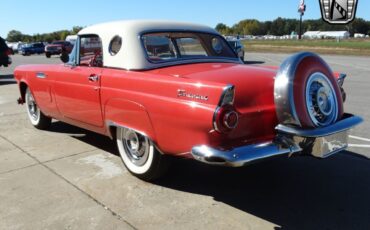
[[7, 30, 23, 42], [72, 26, 83, 35]]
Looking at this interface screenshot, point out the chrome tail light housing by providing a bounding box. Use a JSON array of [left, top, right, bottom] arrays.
[[213, 85, 239, 133]]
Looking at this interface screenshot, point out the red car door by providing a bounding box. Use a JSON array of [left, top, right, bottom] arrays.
[[54, 66, 103, 127], [54, 35, 104, 127]]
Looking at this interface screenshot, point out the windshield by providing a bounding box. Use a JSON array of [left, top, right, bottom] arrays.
[[142, 32, 237, 63]]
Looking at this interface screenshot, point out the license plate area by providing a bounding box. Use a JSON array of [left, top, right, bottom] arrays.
[[310, 130, 349, 158]]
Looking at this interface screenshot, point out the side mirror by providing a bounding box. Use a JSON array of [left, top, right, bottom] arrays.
[[60, 51, 69, 63]]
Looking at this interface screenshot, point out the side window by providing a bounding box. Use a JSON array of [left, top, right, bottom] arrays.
[[176, 37, 207, 57], [79, 35, 103, 67]]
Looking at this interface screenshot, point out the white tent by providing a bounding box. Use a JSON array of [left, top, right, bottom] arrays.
[[303, 31, 350, 39]]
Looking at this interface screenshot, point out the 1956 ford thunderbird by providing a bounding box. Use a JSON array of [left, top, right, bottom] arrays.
[[14, 20, 362, 181]]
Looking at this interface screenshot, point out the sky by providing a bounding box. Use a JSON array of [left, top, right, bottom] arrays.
[[1, 0, 369, 38]]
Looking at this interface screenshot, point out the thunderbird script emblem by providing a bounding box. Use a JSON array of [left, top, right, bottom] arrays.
[[319, 0, 358, 24]]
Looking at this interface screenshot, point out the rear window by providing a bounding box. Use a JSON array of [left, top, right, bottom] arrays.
[[142, 32, 236, 63]]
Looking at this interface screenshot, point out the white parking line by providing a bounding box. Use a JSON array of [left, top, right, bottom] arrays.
[[349, 144, 370, 148], [349, 135, 370, 142]]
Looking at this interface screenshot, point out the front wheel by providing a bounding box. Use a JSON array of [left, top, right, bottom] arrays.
[[25, 88, 51, 130], [116, 127, 168, 181]]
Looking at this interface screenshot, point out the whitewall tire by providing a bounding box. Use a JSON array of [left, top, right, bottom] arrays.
[[25, 88, 51, 130], [116, 127, 168, 181]]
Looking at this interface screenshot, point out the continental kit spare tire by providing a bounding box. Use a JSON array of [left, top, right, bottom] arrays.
[[274, 52, 344, 128]]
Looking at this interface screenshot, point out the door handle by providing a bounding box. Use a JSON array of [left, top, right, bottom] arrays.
[[88, 74, 99, 82]]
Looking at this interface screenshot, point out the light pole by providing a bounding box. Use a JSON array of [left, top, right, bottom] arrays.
[[298, 0, 306, 40]]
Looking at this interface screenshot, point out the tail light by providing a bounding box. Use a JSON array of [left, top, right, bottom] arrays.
[[213, 85, 239, 133]]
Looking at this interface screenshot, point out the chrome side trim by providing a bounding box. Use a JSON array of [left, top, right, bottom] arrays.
[[274, 52, 333, 126], [276, 113, 363, 137], [36, 72, 46, 79], [106, 120, 165, 155], [105, 120, 149, 139], [192, 142, 302, 167]]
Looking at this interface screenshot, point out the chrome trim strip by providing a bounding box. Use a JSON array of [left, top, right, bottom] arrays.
[[36, 72, 46, 79], [105, 120, 165, 155], [191, 142, 302, 167], [276, 114, 363, 137], [105, 120, 149, 139], [212, 106, 222, 132]]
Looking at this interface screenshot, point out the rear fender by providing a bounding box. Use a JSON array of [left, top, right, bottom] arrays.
[[104, 98, 156, 142]]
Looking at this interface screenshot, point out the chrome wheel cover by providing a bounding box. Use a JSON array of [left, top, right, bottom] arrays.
[[121, 128, 150, 166], [305, 72, 338, 126], [26, 90, 40, 122]]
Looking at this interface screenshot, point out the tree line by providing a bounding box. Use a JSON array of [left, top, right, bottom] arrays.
[[5, 17, 370, 42], [6, 26, 83, 43], [216, 18, 370, 36]]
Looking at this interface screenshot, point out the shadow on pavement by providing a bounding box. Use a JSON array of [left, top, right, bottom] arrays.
[[48, 121, 118, 155], [0, 74, 16, 86], [47, 121, 370, 230]]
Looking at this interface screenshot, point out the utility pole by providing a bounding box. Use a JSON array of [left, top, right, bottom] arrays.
[[298, 0, 306, 40]]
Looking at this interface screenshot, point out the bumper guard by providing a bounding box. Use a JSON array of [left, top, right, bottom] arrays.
[[191, 114, 363, 167]]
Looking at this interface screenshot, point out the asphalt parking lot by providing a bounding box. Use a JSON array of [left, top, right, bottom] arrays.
[[1, 53, 370, 230]]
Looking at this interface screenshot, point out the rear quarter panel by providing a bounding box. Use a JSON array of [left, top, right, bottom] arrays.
[[101, 68, 225, 155]]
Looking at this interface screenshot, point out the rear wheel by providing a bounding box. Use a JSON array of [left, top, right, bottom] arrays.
[[46, 53, 51, 58], [116, 127, 168, 181], [25, 88, 51, 130]]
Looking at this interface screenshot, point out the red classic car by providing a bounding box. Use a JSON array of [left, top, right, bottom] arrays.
[[14, 20, 362, 181]]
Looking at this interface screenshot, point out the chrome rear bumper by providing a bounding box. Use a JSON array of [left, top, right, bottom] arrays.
[[191, 114, 363, 167]]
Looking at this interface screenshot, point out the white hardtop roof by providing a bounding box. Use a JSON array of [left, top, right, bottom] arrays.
[[77, 20, 237, 70], [79, 20, 218, 36]]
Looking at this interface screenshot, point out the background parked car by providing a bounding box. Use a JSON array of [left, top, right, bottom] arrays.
[[45, 41, 73, 58], [227, 39, 245, 61], [6, 41, 24, 54], [0, 36, 12, 67], [19, 42, 45, 56]]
